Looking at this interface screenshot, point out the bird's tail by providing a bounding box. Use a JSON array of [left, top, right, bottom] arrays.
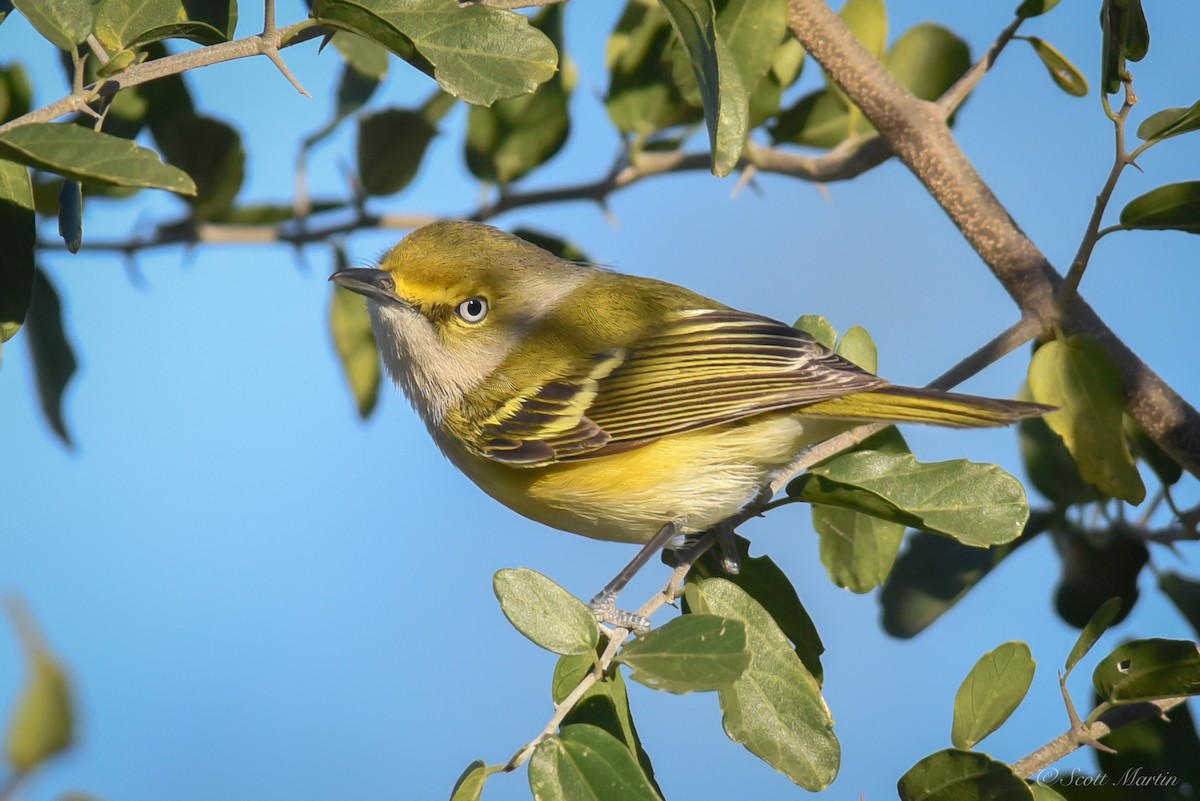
[[800, 386, 1052, 428]]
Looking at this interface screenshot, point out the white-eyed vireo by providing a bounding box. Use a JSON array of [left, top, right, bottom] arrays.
[[331, 221, 1045, 548]]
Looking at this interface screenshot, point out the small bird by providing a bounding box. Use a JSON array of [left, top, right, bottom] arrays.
[[331, 221, 1044, 572]]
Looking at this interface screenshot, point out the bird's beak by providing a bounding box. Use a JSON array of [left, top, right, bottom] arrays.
[[329, 268, 402, 306]]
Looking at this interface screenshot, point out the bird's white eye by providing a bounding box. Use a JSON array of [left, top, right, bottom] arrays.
[[456, 297, 488, 323]]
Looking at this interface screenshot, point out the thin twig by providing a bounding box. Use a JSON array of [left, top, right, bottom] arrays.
[[1057, 80, 1137, 311], [1012, 696, 1189, 777]]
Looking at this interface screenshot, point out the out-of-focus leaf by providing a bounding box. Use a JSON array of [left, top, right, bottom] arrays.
[[92, 0, 236, 50], [1095, 695, 1200, 800], [880, 513, 1048, 638], [1120, 182, 1200, 234], [25, 268, 77, 447], [1016, 0, 1062, 18], [11, 0, 90, 51], [0, 123, 196, 196], [618, 615, 748, 693], [1020, 412, 1103, 507], [449, 760, 489, 801], [886, 24, 970, 103], [951, 642, 1036, 749], [512, 228, 589, 263], [1065, 597, 1122, 675], [1160, 573, 1200, 641], [687, 535, 825, 682], [329, 253, 381, 419], [1026, 37, 1089, 97], [605, 1, 702, 137], [659, 0, 748, 176], [1029, 336, 1145, 504], [1053, 529, 1147, 629], [356, 108, 437, 196], [1093, 639, 1200, 704], [466, 4, 570, 185], [303, 61, 382, 152], [4, 597, 74, 772], [493, 568, 599, 656], [769, 88, 867, 148], [1125, 417, 1182, 486], [0, 158, 34, 344], [838, 0, 887, 61], [789, 451, 1030, 547], [1, 63, 33, 123], [56, 179, 82, 253], [1137, 100, 1200, 145], [687, 578, 839, 790], [528, 724, 661, 801], [897, 749, 1033, 801], [311, 0, 558, 107], [330, 30, 390, 79]]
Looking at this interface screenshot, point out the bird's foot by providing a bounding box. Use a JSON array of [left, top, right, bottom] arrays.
[[589, 590, 651, 634]]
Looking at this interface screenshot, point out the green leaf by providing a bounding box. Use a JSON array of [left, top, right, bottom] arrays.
[[1160, 572, 1200, 641], [686, 578, 839, 791], [814, 505, 905, 593], [898, 749, 1033, 801], [771, 36, 805, 87], [4, 597, 74, 772], [1100, 0, 1149, 94], [1, 63, 33, 124], [1020, 413, 1103, 507], [1119, 181, 1200, 233], [311, 0, 558, 108], [92, 0, 237, 51], [1030, 786, 1068, 801], [838, 0, 887, 62], [886, 24, 971, 103], [553, 652, 660, 794], [25, 268, 77, 447], [793, 314, 838, 351], [605, 1, 702, 137], [493, 568, 599, 656], [529, 724, 661, 801], [512, 228, 589, 263], [0, 158, 34, 344], [157, 114, 243, 218], [659, 0, 748, 176], [330, 31, 390, 79], [835, 324, 877, 373], [1016, 0, 1062, 18], [880, 513, 1048, 638], [56, 179, 82, 253], [717, 0, 788, 98], [618, 615, 749, 693], [11, 0, 90, 51], [0, 123, 195, 196], [1053, 529, 1146, 629], [356, 108, 438, 196], [1093, 639, 1200, 704], [1094, 694, 1200, 799], [1125, 418, 1182, 487], [1137, 100, 1200, 145], [1028, 336, 1144, 504], [329, 255, 381, 420], [1026, 38, 1088, 97], [465, 4, 570, 185], [790, 451, 1030, 547], [769, 88, 869, 148], [1065, 597, 1122, 675], [951, 642, 1036, 749], [449, 759, 488, 801], [687, 535, 825, 683]]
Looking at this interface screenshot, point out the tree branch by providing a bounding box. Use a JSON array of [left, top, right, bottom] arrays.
[[786, 0, 1200, 478]]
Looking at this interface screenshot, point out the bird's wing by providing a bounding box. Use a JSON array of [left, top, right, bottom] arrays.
[[469, 309, 889, 466]]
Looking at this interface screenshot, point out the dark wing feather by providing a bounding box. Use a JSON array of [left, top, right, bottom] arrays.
[[473, 309, 887, 466]]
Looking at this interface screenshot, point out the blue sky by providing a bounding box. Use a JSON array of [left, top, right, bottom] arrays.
[[3, 2, 1200, 800]]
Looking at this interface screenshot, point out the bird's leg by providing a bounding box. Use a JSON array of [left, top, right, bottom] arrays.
[[713, 520, 741, 575], [589, 521, 679, 634]]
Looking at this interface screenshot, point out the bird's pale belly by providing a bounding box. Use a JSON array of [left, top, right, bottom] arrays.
[[437, 413, 848, 544]]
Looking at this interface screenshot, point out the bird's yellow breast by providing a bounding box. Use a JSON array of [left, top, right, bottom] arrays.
[[434, 411, 849, 543]]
